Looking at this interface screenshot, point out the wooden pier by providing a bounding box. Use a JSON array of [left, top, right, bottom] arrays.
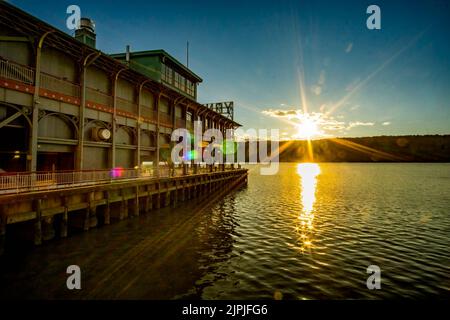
[[0, 168, 248, 255]]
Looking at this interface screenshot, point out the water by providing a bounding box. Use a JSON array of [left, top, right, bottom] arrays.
[[0, 163, 449, 299]]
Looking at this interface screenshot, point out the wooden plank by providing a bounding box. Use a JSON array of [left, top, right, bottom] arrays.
[[7, 211, 36, 224]]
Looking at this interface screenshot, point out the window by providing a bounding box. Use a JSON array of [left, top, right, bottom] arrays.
[[166, 67, 195, 97], [161, 64, 166, 81], [174, 72, 184, 90], [186, 80, 195, 97], [161, 64, 173, 84]]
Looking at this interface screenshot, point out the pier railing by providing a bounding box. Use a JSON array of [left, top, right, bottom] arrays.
[[0, 164, 240, 195]]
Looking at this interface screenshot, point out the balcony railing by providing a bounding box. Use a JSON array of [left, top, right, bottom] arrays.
[[0, 58, 34, 84], [86, 87, 113, 107], [0, 164, 239, 195], [40, 72, 80, 97], [117, 97, 137, 114], [0, 59, 205, 128], [140, 106, 157, 122], [159, 112, 172, 126], [175, 118, 186, 128]]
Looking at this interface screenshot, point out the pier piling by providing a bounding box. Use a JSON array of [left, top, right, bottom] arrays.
[[104, 191, 111, 225], [0, 207, 6, 256], [34, 199, 42, 246]]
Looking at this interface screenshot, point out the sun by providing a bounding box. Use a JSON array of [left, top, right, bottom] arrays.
[[296, 117, 319, 140]]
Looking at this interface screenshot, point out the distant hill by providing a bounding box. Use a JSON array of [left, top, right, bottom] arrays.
[[244, 135, 450, 162]]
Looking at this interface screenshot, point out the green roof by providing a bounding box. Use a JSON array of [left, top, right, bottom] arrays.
[[110, 49, 203, 83]]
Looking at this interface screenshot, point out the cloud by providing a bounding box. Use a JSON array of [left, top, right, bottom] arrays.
[[318, 70, 326, 85], [345, 42, 353, 53], [347, 121, 374, 129], [382, 121, 391, 126], [262, 109, 298, 117], [261, 109, 380, 138], [311, 85, 322, 95], [310, 70, 326, 95], [262, 109, 346, 134]]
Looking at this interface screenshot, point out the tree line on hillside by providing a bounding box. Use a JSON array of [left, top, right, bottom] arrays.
[[242, 135, 450, 162]]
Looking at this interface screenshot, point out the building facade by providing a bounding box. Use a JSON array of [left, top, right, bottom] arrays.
[[0, 2, 240, 174]]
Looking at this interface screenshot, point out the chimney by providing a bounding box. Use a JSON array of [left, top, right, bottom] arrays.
[[125, 45, 130, 65], [75, 18, 96, 48]]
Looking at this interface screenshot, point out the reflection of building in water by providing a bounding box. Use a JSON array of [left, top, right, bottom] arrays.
[[296, 163, 321, 252], [192, 194, 237, 297]]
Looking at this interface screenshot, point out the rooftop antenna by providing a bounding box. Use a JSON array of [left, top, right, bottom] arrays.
[[186, 41, 189, 68]]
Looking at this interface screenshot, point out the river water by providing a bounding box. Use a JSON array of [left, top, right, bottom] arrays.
[[0, 163, 449, 299]]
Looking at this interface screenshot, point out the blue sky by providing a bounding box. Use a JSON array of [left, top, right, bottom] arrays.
[[10, 0, 450, 138]]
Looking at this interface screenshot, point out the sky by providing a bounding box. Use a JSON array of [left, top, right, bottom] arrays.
[[9, 0, 450, 139]]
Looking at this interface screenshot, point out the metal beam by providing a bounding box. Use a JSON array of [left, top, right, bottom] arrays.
[[77, 52, 101, 171], [30, 30, 54, 172], [0, 36, 30, 42], [0, 111, 21, 129], [155, 93, 161, 175], [111, 68, 126, 169], [137, 79, 151, 168]]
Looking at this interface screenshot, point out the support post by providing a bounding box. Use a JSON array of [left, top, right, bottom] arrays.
[[34, 199, 42, 245], [155, 94, 161, 176], [30, 31, 53, 171], [60, 199, 68, 238], [0, 206, 6, 256], [165, 191, 170, 207], [172, 184, 178, 207], [77, 52, 100, 171], [88, 191, 97, 228], [145, 187, 153, 213], [120, 192, 128, 220], [133, 186, 140, 217], [181, 182, 186, 201], [112, 69, 126, 169], [42, 216, 55, 241], [156, 183, 161, 209], [136, 80, 150, 169], [104, 191, 111, 225]]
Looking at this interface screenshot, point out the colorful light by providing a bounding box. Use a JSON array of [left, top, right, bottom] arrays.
[[110, 167, 124, 178]]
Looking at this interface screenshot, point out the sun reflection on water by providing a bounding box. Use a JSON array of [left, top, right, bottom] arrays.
[[296, 163, 321, 252]]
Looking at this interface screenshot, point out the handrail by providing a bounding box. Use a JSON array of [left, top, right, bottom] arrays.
[[86, 87, 113, 107], [0, 59, 34, 84], [117, 96, 137, 114], [159, 112, 172, 126], [175, 118, 186, 128], [140, 105, 157, 121], [0, 164, 238, 195], [40, 72, 80, 97]]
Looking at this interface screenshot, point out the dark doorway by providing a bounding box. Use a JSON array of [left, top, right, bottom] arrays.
[[37, 152, 74, 172], [0, 123, 29, 173]]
